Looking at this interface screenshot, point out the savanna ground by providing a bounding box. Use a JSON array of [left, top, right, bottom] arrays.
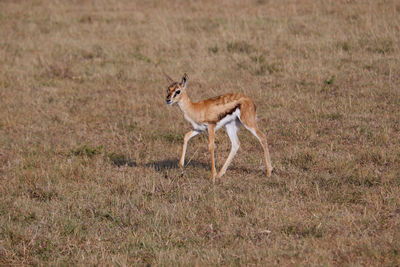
[[0, 0, 399, 265]]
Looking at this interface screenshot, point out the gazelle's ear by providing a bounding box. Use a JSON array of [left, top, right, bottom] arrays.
[[181, 73, 188, 89], [163, 71, 174, 84]]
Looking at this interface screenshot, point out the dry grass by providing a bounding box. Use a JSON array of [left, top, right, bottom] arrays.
[[0, 0, 399, 265]]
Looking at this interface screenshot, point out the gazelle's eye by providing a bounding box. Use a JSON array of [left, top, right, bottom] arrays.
[[175, 90, 181, 96]]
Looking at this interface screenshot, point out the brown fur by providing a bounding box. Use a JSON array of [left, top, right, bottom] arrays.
[[216, 103, 241, 122]]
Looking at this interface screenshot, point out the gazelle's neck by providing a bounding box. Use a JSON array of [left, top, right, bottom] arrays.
[[177, 90, 207, 131], [177, 91, 193, 113]]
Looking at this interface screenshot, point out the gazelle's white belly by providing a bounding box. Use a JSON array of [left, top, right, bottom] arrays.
[[184, 114, 208, 131], [216, 108, 241, 130], [184, 108, 241, 132]]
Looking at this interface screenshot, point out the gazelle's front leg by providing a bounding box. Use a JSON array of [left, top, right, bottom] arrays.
[[180, 130, 199, 168], [207, 124, 217, 181]]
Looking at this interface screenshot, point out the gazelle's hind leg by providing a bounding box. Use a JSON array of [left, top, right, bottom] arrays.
[[239, 102, 273, 177], [217, 119, 240, 178]]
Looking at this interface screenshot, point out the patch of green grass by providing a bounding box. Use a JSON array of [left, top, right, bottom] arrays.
[[359, 126, 375, 143], [337, 41, 352, 52], [367, 38, 395, 54], [323, 112, 343, 121], [130, 51, 152, 63], [108, 152, 136, 167], [324, 76, 335, 85], [238, 55, 282, 75], [34, 238, 56, 261], [227, 41, 254, 54], [284, 151, 316, 171], [128, 122, 138, 131], [208, 45, 219, 54], [281, 223, 325, 238], [151, 131, 183, 144], [70, 144, 103, 157], [329, 189, 367, 205], [27, 188, 58, 202]]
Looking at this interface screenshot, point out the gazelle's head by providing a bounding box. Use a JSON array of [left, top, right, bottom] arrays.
[[165, 73, 187, 105]]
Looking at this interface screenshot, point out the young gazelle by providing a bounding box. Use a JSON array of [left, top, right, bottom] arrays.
[[165, 73, 273, 181]]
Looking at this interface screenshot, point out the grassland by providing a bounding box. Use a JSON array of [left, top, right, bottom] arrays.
[[0, 0, 399, 265]]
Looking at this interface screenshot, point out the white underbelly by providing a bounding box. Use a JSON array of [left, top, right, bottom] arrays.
[[184, 108, 240, 132], [184, 114, 208, 131], [192, 122, 208, 131], [216, 108, 240, 130]]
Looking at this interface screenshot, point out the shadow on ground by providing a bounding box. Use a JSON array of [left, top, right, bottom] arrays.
[[109, 155, 266, 175], [145, 159, 210, 171], [109, 156, 209, 172], [109, 155, 137, 167]]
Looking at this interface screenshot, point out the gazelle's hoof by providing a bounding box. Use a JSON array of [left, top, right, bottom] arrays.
[[210, 175, 216, 183], [216, 171, 225, 178], [266, 166, 274, 177]]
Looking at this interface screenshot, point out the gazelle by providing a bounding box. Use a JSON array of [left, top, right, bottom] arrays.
[[165, 73, 273, 181]]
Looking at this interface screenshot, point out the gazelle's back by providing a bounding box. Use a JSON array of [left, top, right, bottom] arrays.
[[194, 93, 254, 124]]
